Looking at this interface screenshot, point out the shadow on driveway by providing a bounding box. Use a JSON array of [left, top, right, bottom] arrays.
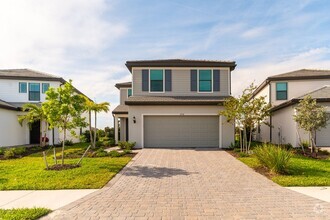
[[123, 165, 196, 179]]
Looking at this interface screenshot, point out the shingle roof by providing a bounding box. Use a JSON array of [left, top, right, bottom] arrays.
[[112, 105, 129, 114], [0, 69, 65, 82], [297, 85, 330, 99], [115, 82, 132, 89], [125, 96, 228, 105], [125, 59, 237, 72], [271, 86, 330, 112], [268, 69, 330, 80]]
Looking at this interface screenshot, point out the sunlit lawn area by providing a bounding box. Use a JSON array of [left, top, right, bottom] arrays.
[[0, 208, 50, 220], [0, 144, 132, 190], [238, 155, 330, 186]]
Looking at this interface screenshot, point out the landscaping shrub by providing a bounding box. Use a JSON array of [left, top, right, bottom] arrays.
[[253, 144, 292, 174], [123, 149, 132, 154], [4, 148, 15, 159], [239, 152, 249, 157], [95, 141, 103, 148], [233, 148, 241, 153], [109, 150, 123, 157], [0, 148, 4, 155], [118, 141, 136, 150], [94, 148, 108, 157], [13, 147, 26, 155], [59, 140, 74, 146]]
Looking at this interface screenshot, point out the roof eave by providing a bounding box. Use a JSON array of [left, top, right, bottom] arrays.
[[125, 101, 225, 105]]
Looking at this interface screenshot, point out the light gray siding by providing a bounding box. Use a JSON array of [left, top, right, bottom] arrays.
[[132, 68, 230, 96], [144, 116, 219, 148], [120, 88, 129, 105]]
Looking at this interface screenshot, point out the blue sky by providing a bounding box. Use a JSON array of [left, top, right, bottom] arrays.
[[1, 0, 330, 128]]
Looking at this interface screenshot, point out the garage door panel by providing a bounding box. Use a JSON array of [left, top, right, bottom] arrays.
[[144, 116, 219, 148]]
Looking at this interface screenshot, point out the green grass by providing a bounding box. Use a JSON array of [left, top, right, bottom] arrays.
[[0, 208, 50, 220], [238, 155, 330, 186], [0, 144, 132, 190]]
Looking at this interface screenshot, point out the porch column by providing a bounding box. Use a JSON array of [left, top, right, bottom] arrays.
[[115, 115, 119, 144]]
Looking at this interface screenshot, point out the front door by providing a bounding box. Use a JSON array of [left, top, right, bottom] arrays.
[[30, 121, 40, 144]]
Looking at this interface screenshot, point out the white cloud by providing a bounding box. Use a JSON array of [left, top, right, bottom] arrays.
[[232, 47, 330, 96], [241, 27, 267, 39]]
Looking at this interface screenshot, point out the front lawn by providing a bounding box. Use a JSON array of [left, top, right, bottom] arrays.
[[0, 208, 50, 220], [238, 155, 330, 186], [0, 144, 132, 190]]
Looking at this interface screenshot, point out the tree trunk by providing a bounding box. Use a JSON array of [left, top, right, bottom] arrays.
[[53, 146, 57, 164], [42, 122, 47, 148], [43, 151, 48, 169], [309, 131, 314, 154], [88, 110, 94, 148], [62, 128, 66, 165], [248, 127, 252, 152], [94, 111, 97, 148], [239, 129, 242, 152]]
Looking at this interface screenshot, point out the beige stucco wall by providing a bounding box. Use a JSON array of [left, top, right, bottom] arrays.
[[128, 105, 234, 148], [132, 68, 230, 97]]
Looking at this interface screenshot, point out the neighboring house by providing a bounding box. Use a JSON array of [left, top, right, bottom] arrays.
[[253, 69, 330, 147], [112, 59, 236, 148], [0, 69, 89, 147]]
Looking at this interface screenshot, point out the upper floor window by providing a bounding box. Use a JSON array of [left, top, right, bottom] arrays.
[[19, 82, 27, 93], [29, 83, 40, 101], [150, 69, 164, 92], [199, 70, 212, 92], [42, 83, 50, 93], [276, 82, 287, 100], [128, 88, 132, 97]]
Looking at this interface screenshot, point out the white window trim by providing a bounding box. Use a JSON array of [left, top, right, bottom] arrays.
[[197, 69, 213, 93], [149, 69, 165, 93]]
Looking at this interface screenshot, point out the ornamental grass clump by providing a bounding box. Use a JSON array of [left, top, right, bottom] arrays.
[[254, 144, 292, 174]]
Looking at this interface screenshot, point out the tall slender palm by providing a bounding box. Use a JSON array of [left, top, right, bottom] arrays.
[[18, 103, 48, 147], [84, 98, 110, 148]]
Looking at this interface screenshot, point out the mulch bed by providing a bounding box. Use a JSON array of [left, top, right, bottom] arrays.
[[47, 164, 81, 171]]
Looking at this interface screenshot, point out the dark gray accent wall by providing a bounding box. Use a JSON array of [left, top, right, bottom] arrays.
[[142, 69, 149, 91], [191, 70, 197, 91], [213, 70, 220, 91], [165, 69, 172, 91]]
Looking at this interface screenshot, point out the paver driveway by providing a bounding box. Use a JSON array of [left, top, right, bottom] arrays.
[[46, 149, 330, 219]]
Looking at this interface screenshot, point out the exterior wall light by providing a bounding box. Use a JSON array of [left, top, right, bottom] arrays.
[[133, 116, 136, 124]]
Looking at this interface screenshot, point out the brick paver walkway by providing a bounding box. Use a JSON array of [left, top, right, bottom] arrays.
[[46, 149, 330, 219]]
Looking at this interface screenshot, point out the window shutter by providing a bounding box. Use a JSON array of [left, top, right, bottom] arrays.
[[165, 69, 172, 91], [213, 70, 220, 91], [142, 69, 149, 91], [191, 70, 197, 91]]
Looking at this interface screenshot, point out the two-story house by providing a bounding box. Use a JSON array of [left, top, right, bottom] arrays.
[[253, 69, 330, 147], [112, 59, 236, 148], [0, 69, 89, 147]]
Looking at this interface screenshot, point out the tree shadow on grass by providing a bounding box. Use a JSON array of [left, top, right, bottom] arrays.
[[123, 166, 196, 179]]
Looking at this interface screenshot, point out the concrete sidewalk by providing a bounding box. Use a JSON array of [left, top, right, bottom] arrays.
[[286, 187, 330, 203], [0, 189, 97, 210]]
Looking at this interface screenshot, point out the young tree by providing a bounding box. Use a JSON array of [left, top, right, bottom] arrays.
[[84, 98, 110, 149], [220, 83, 271, 153], [293, 95, 329, 156], [18, 103, 48, 147], [43, 80, 87, 165]]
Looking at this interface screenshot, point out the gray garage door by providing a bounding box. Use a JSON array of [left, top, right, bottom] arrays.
[[144, 115, 219, 148], [316, 115, 330, 146]]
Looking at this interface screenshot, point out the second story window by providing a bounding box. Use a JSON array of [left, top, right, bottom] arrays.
[[29, 83, 40, 101], [128, 88, 132, 97], [19, 82, 27, 93], [150, 69, 164, 92], [42, 83, 50, 93], [276, 82, 287, 100], [199, 70, 212, 92]]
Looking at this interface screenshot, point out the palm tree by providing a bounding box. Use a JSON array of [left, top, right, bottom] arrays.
[[84, 98, 110, 148], [18, 103, 48, 147]]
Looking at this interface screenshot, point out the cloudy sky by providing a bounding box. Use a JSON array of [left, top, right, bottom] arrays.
[[1, 0, 330, 128]]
